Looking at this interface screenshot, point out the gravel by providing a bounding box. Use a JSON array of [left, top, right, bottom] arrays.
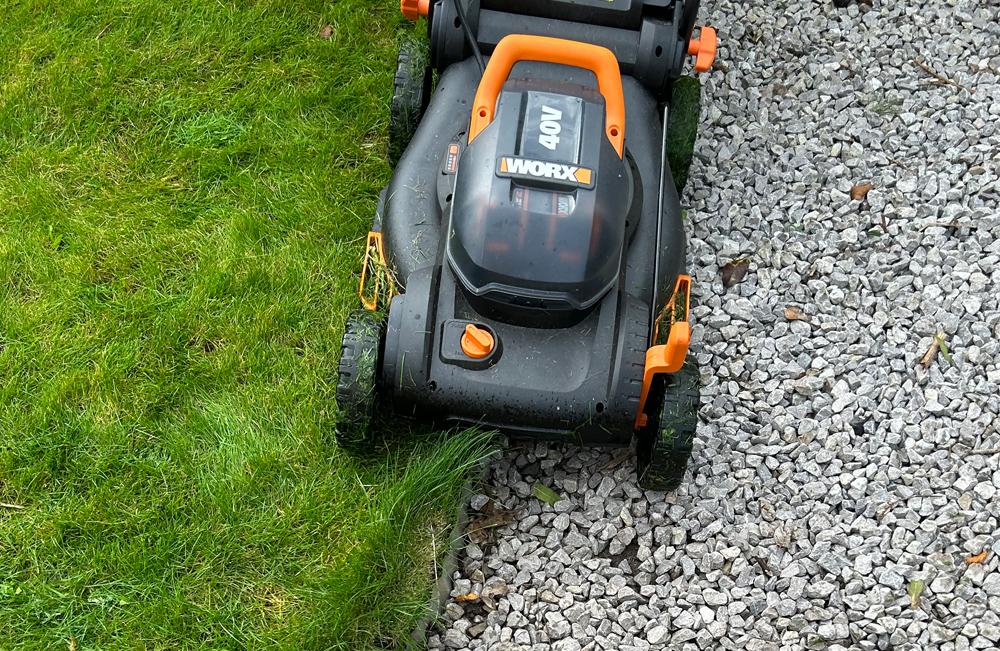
[[428, 1, 1000, 649]]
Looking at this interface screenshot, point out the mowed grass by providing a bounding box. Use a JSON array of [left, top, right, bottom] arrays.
[[0, 1, 491, 648]]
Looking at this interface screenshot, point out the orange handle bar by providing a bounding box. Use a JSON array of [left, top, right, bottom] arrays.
[[468, 35, 626, 158]]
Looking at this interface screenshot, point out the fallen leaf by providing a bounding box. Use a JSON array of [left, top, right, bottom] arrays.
[[721, 258, 750, 289], [966, 550, 988, 565], [907, 579, 925, 609], [318, 24, 333, 39], [479, 581, 509, 610], [68, 637, 77, 651], [936, 333, 954, 365], [851, 182, 874, 201], [784, 306, 809, 322], [919, 336, 940, 368], [482, 582, 508, 599], [532, 482, 560, 507], [875, 499, 897, 522], [466, 502, 518, 545], [454, 592, 480, 603], [599, 448, 633, 473]]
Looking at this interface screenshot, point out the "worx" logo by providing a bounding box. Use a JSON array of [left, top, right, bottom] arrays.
[[498, 157, 594, 187]]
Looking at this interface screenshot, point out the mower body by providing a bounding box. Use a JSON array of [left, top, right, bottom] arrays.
[[338, 0, 713, 487], [380, 57, 683, 444]]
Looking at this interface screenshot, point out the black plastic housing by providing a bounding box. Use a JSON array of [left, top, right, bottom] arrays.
[[447, 80, 632, 316], [427, 0, 699, 101]]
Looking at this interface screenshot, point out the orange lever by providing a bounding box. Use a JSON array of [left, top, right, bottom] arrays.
[[634, 323, 691, 428], [461, 324, 495, 359], [401, 0, 429, 20], [688, 26, 718, 73]]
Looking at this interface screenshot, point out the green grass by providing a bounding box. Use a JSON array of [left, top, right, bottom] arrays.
[[0, 1, 491, 648]]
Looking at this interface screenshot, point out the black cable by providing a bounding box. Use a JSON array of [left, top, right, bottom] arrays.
[[453, 0, 485, 73]]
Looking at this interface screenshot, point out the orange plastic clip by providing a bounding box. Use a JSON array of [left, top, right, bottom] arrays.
[[359, 231, 394, 311], [635, 276, 693, 428], [688, 26, 718, 73], [401, 0, 430, 20]]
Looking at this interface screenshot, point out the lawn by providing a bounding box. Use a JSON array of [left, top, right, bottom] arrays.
[[0, 1, 490, 648]]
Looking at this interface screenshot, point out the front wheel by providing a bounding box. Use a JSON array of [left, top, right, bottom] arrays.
[[636, 360, 700, 491], [335, 310, 384, 453]]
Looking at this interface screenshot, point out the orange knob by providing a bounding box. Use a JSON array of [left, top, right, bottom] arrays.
[[687, 25, 718, 73], [461, 324, 495, 359], [401, 0, 430, 20]]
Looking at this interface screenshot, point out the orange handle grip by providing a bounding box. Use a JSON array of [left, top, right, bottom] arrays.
[[468, 35, 626, 158]]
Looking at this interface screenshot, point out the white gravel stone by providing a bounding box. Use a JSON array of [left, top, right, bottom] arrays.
[[430, 1, 1000, 649], [703, 588, 729, 606], [646, 624, 669, 645]]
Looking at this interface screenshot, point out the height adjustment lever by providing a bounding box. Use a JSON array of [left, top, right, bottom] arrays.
[[401, 0, 429, 21], [688, 26, 718, 73]]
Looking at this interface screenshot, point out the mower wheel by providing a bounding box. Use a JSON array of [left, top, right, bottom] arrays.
[[637, 360, 700, 491], [664, 76, 702, 194], [388, 36, 432, 167], [335, 310, 383, 453]]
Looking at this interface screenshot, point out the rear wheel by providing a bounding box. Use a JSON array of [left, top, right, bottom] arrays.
[[664, 76, 702, 193], [335, 310, 384, 453], [388, 36, 432, 167], [637, 360, 700, 491]]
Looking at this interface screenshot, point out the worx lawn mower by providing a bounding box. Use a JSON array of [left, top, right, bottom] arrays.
[[337, 0, 716, 490]]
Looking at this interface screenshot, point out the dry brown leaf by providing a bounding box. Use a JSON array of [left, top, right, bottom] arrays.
[[68, 637, 78, 651], [851, 182, 874, 201], [919, 337, 940, 368], [454, 592, 480, 603], [721, 258, 750, 289], [466, 502, 519, 545], [318, 24, 333, 39], [965, 550, 988, 565], [479, 581, 509, 610], [784, 306, 809, 321], [599, 448, 633, 472], [482, 582, 508, 599]]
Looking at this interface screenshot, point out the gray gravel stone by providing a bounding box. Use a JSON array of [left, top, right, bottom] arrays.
[[429, 1, 1000, 649], [646, 624, 669, 645]]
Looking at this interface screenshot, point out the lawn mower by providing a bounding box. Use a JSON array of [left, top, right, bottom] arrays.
[[336, 0, 716, 491]]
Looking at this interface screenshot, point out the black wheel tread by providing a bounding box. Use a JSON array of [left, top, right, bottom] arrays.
[[637, 361, 700, 491], [388, 37, 431, 167], [335, 310, 382, 453]]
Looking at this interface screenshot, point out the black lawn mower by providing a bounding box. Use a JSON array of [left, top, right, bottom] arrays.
[[337, 0, 716, 491]]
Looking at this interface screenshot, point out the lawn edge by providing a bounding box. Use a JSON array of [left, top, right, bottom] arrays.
[[410, 452, 494, 647]]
